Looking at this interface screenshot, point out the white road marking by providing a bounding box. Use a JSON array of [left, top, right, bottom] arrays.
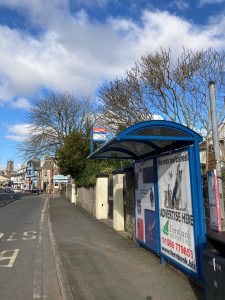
[[0, 199, 14, 207], [0, 249, 19, 267], [6, 232, 17, 241], [0, 233, 4, 239], [33, 198, 48, 299], [22, 231, 37, 240]]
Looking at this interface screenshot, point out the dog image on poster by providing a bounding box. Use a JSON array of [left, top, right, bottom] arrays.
[[162, 161, 188, 211]]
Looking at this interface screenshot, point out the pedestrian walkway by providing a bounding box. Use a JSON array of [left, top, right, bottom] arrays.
[[49, 195, 203, 300]]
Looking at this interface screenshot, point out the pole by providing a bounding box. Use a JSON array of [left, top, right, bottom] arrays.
[[209, 81, 225, 230], [90, 127, 94, 155]]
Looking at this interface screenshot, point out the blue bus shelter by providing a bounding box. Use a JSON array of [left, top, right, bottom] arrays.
[[89, 120, 206, 282]]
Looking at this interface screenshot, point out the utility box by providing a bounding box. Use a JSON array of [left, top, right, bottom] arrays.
[[203, 250, 225, 299], [204, 232, 225, 299]]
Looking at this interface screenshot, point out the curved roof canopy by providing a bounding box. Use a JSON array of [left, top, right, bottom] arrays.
[[89, 120, 203, 160]]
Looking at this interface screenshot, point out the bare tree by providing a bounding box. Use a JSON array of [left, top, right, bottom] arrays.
[[20, 92, 96, 159], [98, 68, 153, 132], [98, 47, 225, 162]]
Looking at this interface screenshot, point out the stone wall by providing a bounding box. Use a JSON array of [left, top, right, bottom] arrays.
[[61, 184, 72, 201], [61, 184, 95, 216], [66, 184, 72, 202], [123, 167, 135, 239], [76, 186, 96, 216], [62, 168, 215, 240]]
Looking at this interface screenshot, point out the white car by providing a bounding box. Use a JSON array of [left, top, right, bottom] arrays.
[[13, 187, 21, 193]]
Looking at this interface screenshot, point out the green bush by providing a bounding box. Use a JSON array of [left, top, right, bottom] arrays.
[[76, 159, 130, 187], [56, 130, 131, 188]]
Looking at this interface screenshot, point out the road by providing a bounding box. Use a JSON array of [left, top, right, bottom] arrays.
[[0, 190, 61, 300]]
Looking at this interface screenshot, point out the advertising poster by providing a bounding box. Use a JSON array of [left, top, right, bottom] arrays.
[[157, 151, 197, 273], [207, 170, 222, 232], [137, 218, 144, 241], [145, 210, 157, 249], [135, 160, 155, 244]]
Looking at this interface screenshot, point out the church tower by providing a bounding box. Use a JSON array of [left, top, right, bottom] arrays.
[[6, 159, 14, 176]]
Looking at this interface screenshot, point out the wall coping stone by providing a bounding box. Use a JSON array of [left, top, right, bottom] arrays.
[[96, 173, 109, 178]]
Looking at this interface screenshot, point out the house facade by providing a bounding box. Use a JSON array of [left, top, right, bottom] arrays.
[[11, 165, 26, 190], [25, 159, 41, 191], [40, 158, 59, 193]]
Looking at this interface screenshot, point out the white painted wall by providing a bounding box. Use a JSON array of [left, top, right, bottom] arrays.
[[95, 176, 108, 219], [113, 173, 125, 231], [71, 183, 76, 204]]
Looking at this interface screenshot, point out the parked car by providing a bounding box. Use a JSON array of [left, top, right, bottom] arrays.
[[13, 187, 21, 193], [5, 187, 14, 193]]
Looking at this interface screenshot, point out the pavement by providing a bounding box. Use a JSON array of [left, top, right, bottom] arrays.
[[49, 194, 204, 300]]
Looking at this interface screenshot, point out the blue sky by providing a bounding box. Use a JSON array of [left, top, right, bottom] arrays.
[[0, 0, 225, 170]]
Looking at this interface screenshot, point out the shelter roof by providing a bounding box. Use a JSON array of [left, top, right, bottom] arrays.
[[89, 120, 203, 160]]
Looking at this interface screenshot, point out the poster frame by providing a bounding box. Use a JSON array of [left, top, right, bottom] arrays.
[[134, 157, 160, 254], [156, 146, 204, 281], [207, 169, 221, 231]]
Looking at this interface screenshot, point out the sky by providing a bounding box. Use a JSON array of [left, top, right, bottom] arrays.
[[0, 0, 225, 170]]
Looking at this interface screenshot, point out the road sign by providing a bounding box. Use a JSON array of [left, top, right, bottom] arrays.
[[53, 175, 68, 183], [93, 127, 107, 142]]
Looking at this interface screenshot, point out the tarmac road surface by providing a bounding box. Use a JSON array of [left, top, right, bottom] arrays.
[[0, 193, 62, 300]]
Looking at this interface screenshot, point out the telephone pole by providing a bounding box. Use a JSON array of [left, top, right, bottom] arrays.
[[209, 81, 225, 231]]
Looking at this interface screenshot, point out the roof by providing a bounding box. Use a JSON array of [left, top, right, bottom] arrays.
[[41, 159, 59, 170], [0, 175, 9, 182], [89, 120, 203, 160]]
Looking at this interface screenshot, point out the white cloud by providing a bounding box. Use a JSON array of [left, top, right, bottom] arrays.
[[11, 97, 31, 110], [199, 0, 225, 5], [5, 134, 27, 142], [0, 4, 224, 105], [171, 0, 189, 10], [5, 123, 31, 141], [153, 115, 164, 120]]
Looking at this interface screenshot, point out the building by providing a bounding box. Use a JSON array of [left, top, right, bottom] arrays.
[[6, 159, 14, 177], [40, 158, 59, 193], [25, 159, 41, 191], [11, 165, 27, 191]]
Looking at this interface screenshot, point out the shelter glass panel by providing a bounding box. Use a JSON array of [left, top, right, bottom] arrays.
[[135, 159, 157, 252], [115, 141, 154, 156], [99, 151, 132, 158], [157, 150, 197, 273], [129, 127, 188, 137]]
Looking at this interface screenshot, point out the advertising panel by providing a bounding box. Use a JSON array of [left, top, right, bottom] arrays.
[[135, 160, 155, 248], [207, 170, 222, 232], [145, 210, 157, 249], [158, 151, 197, 273]]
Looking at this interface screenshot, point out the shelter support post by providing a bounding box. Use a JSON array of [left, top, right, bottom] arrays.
[[113, 171, 125, 231], [95, 174, 109, 219]]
